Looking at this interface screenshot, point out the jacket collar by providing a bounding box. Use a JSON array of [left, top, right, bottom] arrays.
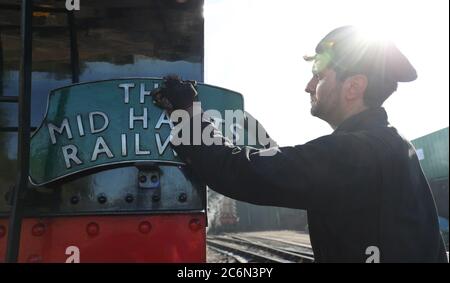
[[333, 107, 389, 134]]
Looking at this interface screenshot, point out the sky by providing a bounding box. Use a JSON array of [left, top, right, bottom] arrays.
[[204, 0, 449, 146]]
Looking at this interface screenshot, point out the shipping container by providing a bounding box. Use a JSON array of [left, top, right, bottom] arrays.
[[411, 127, 449, 181], [411, 127, 449, 220]]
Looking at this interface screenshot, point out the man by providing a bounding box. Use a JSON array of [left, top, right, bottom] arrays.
[[151, 26, 447, 262]]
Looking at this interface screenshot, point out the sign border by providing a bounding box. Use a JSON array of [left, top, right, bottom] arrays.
[[29, 78, 244, 187]]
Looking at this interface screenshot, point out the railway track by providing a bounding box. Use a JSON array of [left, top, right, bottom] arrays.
[[241, 235, 315, 258], [207, 234, 314, 263]]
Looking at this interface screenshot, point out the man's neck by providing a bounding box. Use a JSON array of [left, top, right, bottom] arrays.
[[329, 105, 369, 130]]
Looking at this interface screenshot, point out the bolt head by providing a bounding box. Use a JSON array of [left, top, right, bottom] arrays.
[[138, 221, 152, 234], [70, 196, 79, 204], [31, 223, 46, 237], [189, 219, 202, 231], [139, 175, 147, 183], [86, 222, 100, 236], [97, 195, 107, 204], [150, 175, 158, 183], [152, 193, 160, 202], [125, 194, 134, 203], [178, 193, 187, 202]]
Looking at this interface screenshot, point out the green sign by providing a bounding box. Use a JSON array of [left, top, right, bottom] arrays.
[[30, 79, 244, 186]]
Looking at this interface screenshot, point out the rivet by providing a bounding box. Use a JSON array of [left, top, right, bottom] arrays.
[[0, 225, 6, 238], [97, 194, 107, 204], [31, 223, 46, 237], [138, 221, 152, 234], [178, 193, 187, 202], [152, 193, 160, 202], [70, 196, 79, 204], [139, 175, 147, 183], [86, 222, 100, 236], [189, 218, 202, 232], [125, 194, 134, 203]]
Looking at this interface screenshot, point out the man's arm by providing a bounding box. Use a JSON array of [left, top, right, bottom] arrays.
[[152, 76, 378, 211], [172, 115, 378, 211]]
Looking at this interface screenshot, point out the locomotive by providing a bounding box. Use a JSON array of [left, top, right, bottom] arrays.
[[0, 0, 237, 263]]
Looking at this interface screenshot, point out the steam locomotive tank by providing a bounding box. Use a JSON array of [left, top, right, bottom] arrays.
[[17, 165, 206, 263]]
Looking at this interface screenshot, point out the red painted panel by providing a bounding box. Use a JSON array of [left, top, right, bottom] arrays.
[[16, 214, 205, 263], [0, 218, 8, 263]]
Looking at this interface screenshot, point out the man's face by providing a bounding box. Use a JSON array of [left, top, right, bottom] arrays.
[[305, 67, 343, 123]]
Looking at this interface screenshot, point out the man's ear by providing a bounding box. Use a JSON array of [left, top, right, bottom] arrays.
[[344, 74, 368, 100]]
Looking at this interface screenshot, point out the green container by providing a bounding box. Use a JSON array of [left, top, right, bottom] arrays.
[[411, 128, 449, 181]]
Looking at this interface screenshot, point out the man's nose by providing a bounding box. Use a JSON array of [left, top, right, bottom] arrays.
[[305, 77, 318, 95]]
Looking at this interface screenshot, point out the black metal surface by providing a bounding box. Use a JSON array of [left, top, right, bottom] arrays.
[[0, 96, 18, 103], [67, 11, 79, 83], [0, 31, 3, 97], [0, 3, 66, 13], [5, 0, 32, 263], [0, 25, 70, 32], [21, 165, 205, 217], [0, 126, 36, 132]]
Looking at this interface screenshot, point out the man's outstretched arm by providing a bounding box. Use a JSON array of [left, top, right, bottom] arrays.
[[171, 113, 316, 208], [152, 76, 377, 211]]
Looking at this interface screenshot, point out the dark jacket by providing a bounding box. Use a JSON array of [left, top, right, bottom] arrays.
[[173, 107, 447, 262]]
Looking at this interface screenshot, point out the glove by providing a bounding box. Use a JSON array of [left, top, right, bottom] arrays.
[[151, 75, 198, 113]]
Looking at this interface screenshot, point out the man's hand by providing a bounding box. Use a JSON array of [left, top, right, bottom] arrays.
[[151, 75, 198, 114]]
